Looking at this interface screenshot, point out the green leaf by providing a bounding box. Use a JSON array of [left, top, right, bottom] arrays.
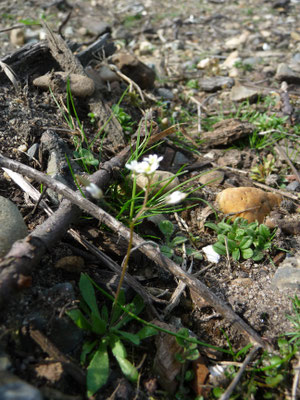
[[66, 309, 92, 331], [242, 248, 254, 259], [100, 305, 109, 323], [232, 248, 240, 260], [114, 295, 144, 330], [239, 237, 253, 250], [81, 340, 97, 365], [213, 242, 226, 256], [79, 274, 100, 319], [115, 356, 139, 383], [259, 224, 270, 239], [252, 249, 265, 261], [226, 238, 238, 252], [87, 342, 109, 397], [117, 330, 140, 345], [91, 314, 107, 335], [217, 222, 232, 232], [137, 326, 158, 340], [160, 244, 173, 258], [110, 290, 126, 326], [159, 220, 174, 239], [110, 336, 127, 358], [204, 222, 218, 231], [171, 236, 187, 246], [265, 374, 284, 387]]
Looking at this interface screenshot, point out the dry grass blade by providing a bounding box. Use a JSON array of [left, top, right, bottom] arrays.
[[0, 60, 20, 92]]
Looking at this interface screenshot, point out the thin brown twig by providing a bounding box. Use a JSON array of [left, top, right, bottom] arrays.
[[220, 345, 261, 400]]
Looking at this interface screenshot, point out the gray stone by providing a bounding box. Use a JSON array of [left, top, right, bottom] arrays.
[[285, 181, 300, 192], [0, 371, 42, 400], [243, 57, 262, 66], [199, 76, 234, 92], [275, 63, 300, 84], [156, 88, 174, 100], [33, 72, 95, 97], [272, 255, 300, 290], [230, 83, 260, 102], [0, 196, 28, 257], [26, 143, 39, 160], [199, 170, 225, 186], [172, 151, 191, 167]]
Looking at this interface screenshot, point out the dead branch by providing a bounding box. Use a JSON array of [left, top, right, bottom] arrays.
[[0, 154, 270, 349], [220, 345, 261, 400]]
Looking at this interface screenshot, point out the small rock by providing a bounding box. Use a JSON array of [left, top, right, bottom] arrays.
[[97, 65, 119, 82], [111, 52, 155, 90], [275, 63, 300, 83], [199, 170, 224, 186], [33, 72, 95, 97], [156, 88, 174, 100], [172, 152, 191, 167], [285, 181, 300, 192], [216, 187, 282, 223], [230, 82, 260, 102], [225, 31, 250, 50], [0, 371, 42, 400], [139, 40, 155, 55], [0, 196, 28, 257], [221, 51, 240, 69], [198, 76, 234, 92], [27, 143, 39, 160], [0, 352, 11, 372], [135, 170, 180, 194], [55, 256, 85, 273], [272, 255, 300, 290], [10, 28, 25, 46]]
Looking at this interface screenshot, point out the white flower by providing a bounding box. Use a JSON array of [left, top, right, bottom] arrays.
[[126, 154, 163, 176], [202, 245, 220, 263], [165, 191, 188, 205], [86, 183, 103, 199]]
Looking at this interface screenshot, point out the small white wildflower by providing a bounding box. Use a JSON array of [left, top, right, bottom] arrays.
[[126, 154, 163, 176], [202, 245, 220, 263], [86, 183, 103, 199], [209, 364, 225, 377], [165, 191, 188, 205]]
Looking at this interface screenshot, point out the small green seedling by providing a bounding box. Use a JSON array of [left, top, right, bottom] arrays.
[[112, 104, 135, 134], [158, 220, 202, 263], [67, 274, 157, 397], [250, 155, 276, 183], [205, 217, 275, 261]]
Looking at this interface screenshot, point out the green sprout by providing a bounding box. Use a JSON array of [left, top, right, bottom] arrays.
[[205, 217, 276, 261]]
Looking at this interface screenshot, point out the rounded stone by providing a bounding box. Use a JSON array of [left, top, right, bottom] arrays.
[[0, 196, 28, 257], [135, 171, 180, 195]]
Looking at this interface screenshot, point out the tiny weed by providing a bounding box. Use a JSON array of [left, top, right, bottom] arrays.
[[67, 274, 157, 397], [158, 219, 202, 263], [206, 217, 276, 261], [112, 104, 135, 134], [250, 155, 276, 183], [234, 60, 253, 72]]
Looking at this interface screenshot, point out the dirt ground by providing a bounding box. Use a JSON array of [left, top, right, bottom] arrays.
[[0, 0, 300, 399]]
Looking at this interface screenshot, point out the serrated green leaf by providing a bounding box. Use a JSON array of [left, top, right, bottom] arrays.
[[66, 309, 92, 331], [79, 274, 100, 319], [242, 248, 254, 259], [87, 342, 109, 397]]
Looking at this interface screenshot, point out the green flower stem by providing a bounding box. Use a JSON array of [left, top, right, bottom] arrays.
[[111, 176, 151, 323]]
